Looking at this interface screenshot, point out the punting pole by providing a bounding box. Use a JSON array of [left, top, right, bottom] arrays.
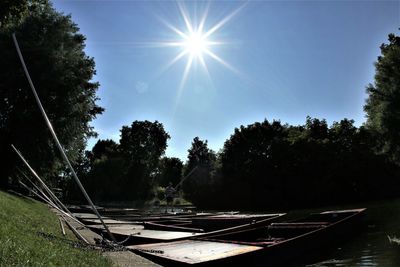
[[59, 217, 66, 236], [63, 218, 89, 244], [12, 33, 116, 242], [18, 170, 84, 226], [18, 170, 59, 207], [12, 145, 73, 216], [18, 168, 62, 207], [18, 180, 84, 226], [174, 166, 198, 190]]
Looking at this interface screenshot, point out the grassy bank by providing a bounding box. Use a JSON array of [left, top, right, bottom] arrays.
[[0, 190, 113, 266]]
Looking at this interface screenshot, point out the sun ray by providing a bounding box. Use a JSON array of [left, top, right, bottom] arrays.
[[203, 3, 247, 39], [204, 48, 241, 75], [178, 2, 194, 34], [175, 55, 194, 104], [198, 53, 213, 83], [198, 2, 210, 34], [160, 50, 189, 74], [163, 21, 188, 39]]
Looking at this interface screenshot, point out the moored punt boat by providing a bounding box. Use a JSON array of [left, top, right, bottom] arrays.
[[77, 212, 215, 225], [192, 214, 278, 231], [144, 213, 284, 233], [87, 213, 285, 245], [129, 208, 366, 266]]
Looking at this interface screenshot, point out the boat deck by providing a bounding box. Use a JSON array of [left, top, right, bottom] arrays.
[[129, 240, 263, 264]]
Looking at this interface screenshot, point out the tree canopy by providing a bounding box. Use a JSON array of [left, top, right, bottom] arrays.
[[156, 157, 183, 187], [0, 0, 103, 188], [365, 33, 400, 163], [182, 137, 217, 207]]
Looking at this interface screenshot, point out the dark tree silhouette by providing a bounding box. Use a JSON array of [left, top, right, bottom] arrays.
[[0, 0, 103, 188], [157, 157, 183, 187], [182, 137, 217, 207], [119, 120, 170, 199], [365, 33, 400, 164]]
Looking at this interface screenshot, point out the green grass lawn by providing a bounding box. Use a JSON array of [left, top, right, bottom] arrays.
[[0, 190, 113, 267]]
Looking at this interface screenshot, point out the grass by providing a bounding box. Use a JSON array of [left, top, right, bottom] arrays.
[[0, 190, 114, 267]]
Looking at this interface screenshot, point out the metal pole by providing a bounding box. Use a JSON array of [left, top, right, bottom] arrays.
[[174, 166, 198, 190], [18, 171, 84, 226], [64, 218, 90, 244], [59, 217, 66, 236], [18, 180, 84, 226], [18, 171, 58, 207], [12, 33, 116, 242], [13, 145, 73, 216]]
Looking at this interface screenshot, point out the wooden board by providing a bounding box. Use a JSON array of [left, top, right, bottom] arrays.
[[73, 213, 106, 219], [110, 228, 203, 241], [87, 224, 144, 231], [129, 240, 263, 264], [80, 218, 134, 224], [200, 214, 276, 219]]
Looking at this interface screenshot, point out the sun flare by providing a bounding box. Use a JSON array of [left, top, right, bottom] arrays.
[[184, 31, 208, 57], [158, 2, 246, 93]]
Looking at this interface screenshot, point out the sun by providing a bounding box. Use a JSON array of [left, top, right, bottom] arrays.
[[159, 2, 246, 92], [184, 31, 208, 57]]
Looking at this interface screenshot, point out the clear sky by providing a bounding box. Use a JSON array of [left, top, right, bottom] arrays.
[[52, 0, 399, 161]]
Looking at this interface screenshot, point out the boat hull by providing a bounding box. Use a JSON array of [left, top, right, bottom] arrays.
[[130, 208, 366, 266]]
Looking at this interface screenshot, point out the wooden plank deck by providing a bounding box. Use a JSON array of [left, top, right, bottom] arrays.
[[129, 240, 263, 264]]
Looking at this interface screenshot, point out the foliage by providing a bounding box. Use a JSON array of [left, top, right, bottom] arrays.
[[156, 157, 183, 187], [120, 120, 170, 170], [0, 0, 29, 27], [89, 139, 120, 162], [66, 121, 171, 202], [365, 33, 400, 163], [182, 137, 217, 207], [0, 0, 103, 188], [203, 118, 400, 210], [0, 190, 112, 266], [119, 120, 170, 200]]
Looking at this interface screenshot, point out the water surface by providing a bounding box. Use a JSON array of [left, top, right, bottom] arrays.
[[289, 198, 400, 267]]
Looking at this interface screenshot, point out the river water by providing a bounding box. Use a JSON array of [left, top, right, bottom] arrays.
[[285, 198, 400, 267]]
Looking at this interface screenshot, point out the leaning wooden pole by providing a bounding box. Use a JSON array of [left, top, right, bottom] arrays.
[[12, 33, 116, 242]]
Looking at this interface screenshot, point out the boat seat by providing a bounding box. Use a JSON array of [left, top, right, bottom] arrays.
[[268, 222, 329, 229], [256, 237, 285, 242]]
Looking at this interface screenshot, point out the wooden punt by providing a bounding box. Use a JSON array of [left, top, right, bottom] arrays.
[[87, 213, 285, 245], [78, 212, 215, 225], [129, 208, 366, 266], [144, 213, 283, 232]]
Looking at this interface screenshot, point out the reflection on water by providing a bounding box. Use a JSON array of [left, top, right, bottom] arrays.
[[292, 198, 400, 267]]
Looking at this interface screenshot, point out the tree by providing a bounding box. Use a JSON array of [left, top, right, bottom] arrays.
[[182, 137, 217, 207], [157, 157, 183, 187], [89, 139, 120, 163], [119, 120, 170, 199], [0, 0, 29, 27], [219, 120, 289, 209], [364, 33, 400, 163], [0, 1, 103, 188]]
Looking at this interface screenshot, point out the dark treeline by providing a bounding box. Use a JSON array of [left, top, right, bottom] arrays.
[[73, 116, 399, 210], [214, 118, 399, 210], [1, 1, 400, 210]]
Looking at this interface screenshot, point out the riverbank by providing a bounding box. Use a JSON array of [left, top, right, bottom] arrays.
[[0, 190, 113, 266]]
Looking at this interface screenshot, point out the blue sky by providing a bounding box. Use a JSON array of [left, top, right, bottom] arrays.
[[52, 0, 399, 161]]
